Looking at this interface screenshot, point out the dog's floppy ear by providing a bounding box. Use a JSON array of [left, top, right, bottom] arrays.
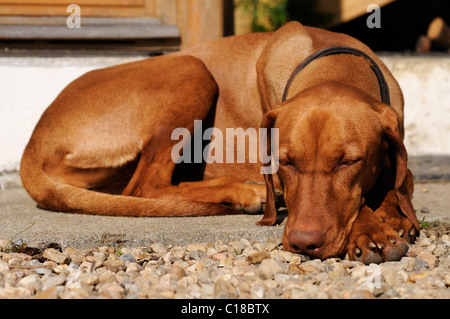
[[257, 109, 279, 226], [375, 103, 420, 231]]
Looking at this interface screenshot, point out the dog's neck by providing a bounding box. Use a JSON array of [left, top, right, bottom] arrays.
[[279, 52, 389, 109], [282, 47, 390, 106]]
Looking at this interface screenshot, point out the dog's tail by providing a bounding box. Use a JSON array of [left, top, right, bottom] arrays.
[[20, 143, 234, 217]]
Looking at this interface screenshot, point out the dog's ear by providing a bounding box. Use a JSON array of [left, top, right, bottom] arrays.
[[256, 21, 313, 112], [257, 109, 279, 226], [375, 103, 420, 231]]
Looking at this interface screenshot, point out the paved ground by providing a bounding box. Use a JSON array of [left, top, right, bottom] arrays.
[[0, 156, 449, 249], [0, 175, 284, 248]]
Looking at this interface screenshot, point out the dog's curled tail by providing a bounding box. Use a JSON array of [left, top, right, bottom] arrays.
[[20, 143, 233, 217]]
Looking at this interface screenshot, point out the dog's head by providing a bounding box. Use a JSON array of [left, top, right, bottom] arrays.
[[258, 83, 417, 259]]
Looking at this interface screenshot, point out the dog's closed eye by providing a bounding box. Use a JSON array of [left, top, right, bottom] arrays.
[[337, 158, 362, 170], [279, 159, 293, 166]]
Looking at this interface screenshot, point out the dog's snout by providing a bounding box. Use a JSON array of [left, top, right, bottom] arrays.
[[288, 229, 325, 256]]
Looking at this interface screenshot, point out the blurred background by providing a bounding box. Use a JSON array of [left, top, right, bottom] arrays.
[[0, 0, 449, 54], [0, 0, 449, 173]]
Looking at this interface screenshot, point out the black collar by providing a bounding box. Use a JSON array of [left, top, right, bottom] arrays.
[[281, 46, 391, 106]]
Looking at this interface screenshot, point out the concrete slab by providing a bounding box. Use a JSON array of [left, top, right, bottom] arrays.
[[0, 182, 285, 249], [412, 182, 450, 225], [408, 155, 450, 181], [0, 160, 449, 249]]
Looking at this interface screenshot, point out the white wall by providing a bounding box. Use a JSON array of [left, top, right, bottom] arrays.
[[0, 56, 144, 172], [382, 56, 450, 156], [0, 55, 449, 172]]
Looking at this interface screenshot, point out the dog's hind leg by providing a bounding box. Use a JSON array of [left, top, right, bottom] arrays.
[[21, 55, 238, 217]]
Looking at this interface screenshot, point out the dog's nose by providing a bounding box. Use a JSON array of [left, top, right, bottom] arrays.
[[288, 229, 325, 256]]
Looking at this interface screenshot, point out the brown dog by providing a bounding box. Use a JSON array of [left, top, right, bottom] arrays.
[[21, 22, 419, 264]]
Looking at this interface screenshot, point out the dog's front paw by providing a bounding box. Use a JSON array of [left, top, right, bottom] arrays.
[[372, 193, 418, 243], [347, 206, 409, 265], [221, 182, 266, 213]]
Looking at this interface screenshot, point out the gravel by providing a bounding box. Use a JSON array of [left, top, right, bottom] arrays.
[[0, 225, 449, 299]]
